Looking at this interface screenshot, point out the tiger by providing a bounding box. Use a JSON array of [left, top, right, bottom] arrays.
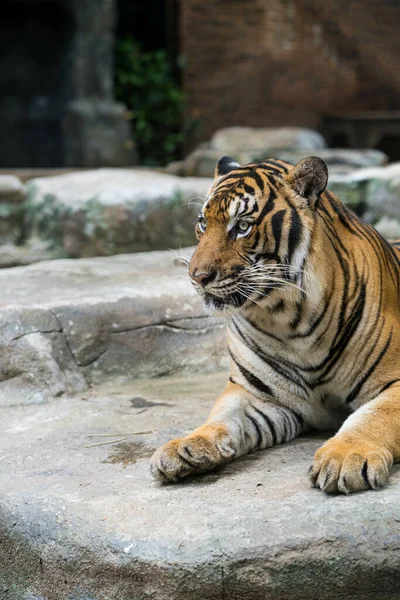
[[150, 155, 400, 494]]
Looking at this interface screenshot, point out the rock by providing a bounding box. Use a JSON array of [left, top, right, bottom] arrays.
[[167, 147, 387, 179], [0, 175, 26, 203], [333, 162, 400, 223], [64, 100, 135, 168], [0, 202, 24, 244], [0, 249, 226, 405], [277, 148, 388, 173], [0, 241, 65, 269], [24, 169, 212, 257], [2, 372, 400, 599], [210, 126, 327, 156], [328, 171, 371, 214], [374, 216, 400, 240]]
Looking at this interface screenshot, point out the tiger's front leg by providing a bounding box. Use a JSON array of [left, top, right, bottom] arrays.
[[150, 381, 305, 482], [310, 383, 400, 494]]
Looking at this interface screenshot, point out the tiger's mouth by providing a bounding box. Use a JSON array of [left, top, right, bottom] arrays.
[[203, 290, 248, 312]]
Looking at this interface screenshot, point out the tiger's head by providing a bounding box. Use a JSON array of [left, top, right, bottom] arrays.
[[188, 156, 328, 313]]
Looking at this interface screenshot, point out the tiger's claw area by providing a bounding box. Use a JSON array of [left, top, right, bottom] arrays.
[[150, 425, 235, 483], [309, 437, 393, 494]]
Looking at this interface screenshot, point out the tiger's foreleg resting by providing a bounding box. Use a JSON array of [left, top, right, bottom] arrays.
[[310, 384, 400, 494], [150, 381, 305, 482]]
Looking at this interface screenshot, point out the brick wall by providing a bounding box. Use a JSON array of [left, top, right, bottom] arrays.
[[181, 0, 400, 146]]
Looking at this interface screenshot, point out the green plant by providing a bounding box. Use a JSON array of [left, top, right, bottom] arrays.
[[115, 38, 188, 166]]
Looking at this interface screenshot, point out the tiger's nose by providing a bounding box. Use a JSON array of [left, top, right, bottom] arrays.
[[190, 268, 217, 287]]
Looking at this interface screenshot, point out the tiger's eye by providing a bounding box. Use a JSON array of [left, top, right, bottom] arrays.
[[238, 219, 250, 232], [198, 217, 207, 232]]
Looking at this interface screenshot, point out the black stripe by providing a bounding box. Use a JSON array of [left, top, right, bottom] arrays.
[[346, 330, 393, 403], [379, 379, 400, 395], [243, 182, 256, 195], [262, 159, 290, 173], [244, 410, 263, 449], [250, 229, 260, 250], [230, 319, 309, 395], [270, 209, 286, 254], [290, 409, 305, 431], [252, 406, 277, 446], [270, 299, 285, 313], [290, 300, 303, 330], [289, 286, 334, 339], [232, 356, 274, 397], [287, 205, 303, 263], [251, 169, 266, 192], [255, 187, 277, 225]]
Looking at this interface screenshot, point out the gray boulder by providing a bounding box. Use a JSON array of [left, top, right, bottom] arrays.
[[330, 163, 400, 224], [0, 175, 26, 203], [210, 126, 326, 155], [24, 169, 212, 258], [166, 126, 326, 177], [277, 148, 388, 173], [166, 146, 387, 179], [0, 175, 26, 244]]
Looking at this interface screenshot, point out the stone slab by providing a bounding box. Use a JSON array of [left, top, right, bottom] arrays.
[[1, 373, 400, 600], [24, 169, 212, 257], [0, 249, 226, 406]]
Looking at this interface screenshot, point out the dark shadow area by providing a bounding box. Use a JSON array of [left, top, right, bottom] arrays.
[[0, 2, 73, 167], [329, 133, 350, 148], [376, 135, 400, 162], [117, 0, 166, 52]]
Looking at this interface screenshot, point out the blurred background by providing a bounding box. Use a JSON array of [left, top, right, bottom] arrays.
[[0, 0, 400, 266]]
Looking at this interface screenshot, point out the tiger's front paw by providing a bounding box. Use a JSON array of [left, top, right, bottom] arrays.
[[150, 424, 235, 483], [309, 436, 393, 494]]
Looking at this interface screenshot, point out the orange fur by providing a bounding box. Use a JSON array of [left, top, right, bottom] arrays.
[[151, 156, 400, 494]]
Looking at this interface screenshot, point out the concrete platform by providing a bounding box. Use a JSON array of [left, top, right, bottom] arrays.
[[2, 373, 400, 600]]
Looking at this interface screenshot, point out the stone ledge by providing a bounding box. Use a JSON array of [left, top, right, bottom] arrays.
[[0, 249, 226, 406], [1, 373, 400, 600], [24, 169, 212, 257]]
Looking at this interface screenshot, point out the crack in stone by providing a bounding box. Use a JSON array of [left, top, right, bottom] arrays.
[[110, 318, 225, 336], [49, 309, 90, 387], [11, 327, 60, 342], [79, 346, 108, 367]]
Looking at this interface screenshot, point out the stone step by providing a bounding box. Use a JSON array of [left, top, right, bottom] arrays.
[[0, 249, 226, 406], [2, 372, 400, 600]]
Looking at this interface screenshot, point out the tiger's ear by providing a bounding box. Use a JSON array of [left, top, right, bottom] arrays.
[[286, 156, 328, 209], [215, 156, 241, 179]]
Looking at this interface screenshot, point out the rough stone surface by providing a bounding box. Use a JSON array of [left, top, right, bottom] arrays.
[[210, 126, 326, 155], [0, 249, 226, 406], [326, 162, 400, 229], [167, 147, 388, 178], [2, 373, 400, 600], [63, 100, 135, 168], [0, 175, 26, 204], [24, 170, 212, 257], [0, 173, 26, 246], [277, 148, 388, 172], [0, 241, 65, 269], [0, 202, 24, 245]]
